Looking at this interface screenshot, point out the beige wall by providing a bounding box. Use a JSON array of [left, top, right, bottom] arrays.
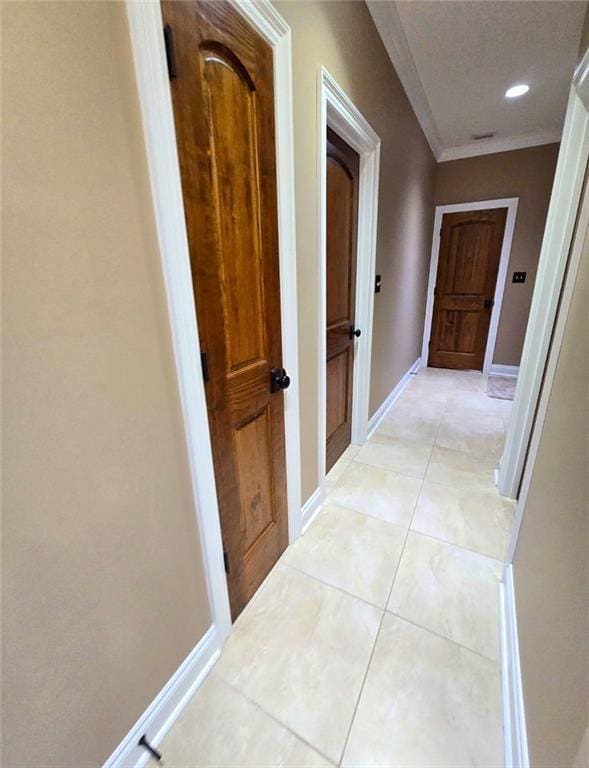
[[511, 199, 589, 764], [434, 144, 559, 367], [2, 3, 212, 765], [274, 0, 436, 502]]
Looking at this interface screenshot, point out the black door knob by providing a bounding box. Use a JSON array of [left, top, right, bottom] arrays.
[[270, 367, 291, 393], [349, 326, 362, 339]]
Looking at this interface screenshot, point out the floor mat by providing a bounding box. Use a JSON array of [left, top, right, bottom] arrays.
[[486, 375, 516, 400]]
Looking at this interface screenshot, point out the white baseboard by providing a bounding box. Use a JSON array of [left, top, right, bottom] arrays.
[[366, 357, 421, 440], [300, 486, 324, 534], [499, 565, 530, 768], [103, 624, 221, 768], [490, 364, 520, 378]]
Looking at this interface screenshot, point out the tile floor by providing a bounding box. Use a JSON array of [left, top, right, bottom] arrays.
[[160, 367, 515, 767]]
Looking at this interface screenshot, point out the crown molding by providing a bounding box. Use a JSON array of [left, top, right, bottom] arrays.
[[438, 129, 562, 162], [366, 0, 443, 160], [367, 0, 563, 163], [573, 45, 589, 109]]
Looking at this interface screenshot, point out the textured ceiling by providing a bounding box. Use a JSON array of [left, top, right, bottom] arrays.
[[373, 1, 587, 157]]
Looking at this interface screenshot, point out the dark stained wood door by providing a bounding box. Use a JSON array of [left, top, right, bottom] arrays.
[[428, 208, 507, 371], [326, 128, 360, 472], [162, 0, 288, 619]]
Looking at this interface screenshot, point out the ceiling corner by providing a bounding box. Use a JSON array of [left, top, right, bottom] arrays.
[[366, 0, 443, 160], [438, 129, 563, 162]]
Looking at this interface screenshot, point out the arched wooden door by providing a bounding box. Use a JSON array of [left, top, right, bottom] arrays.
[[325, 127, 360, 472], [428, 208, 507, 371], [162, 0, 289, 619]]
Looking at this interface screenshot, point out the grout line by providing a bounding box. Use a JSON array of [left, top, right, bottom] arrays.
[[250, 374, 508, 768], [321, 495, 412, 528], [384, 610, 501, 665], [336, 607, 386, 767], [166, 372, 511, 768], [407, 411, 512, 554], [219, 677, 338, 767], [281, 561, 387, 612], [406, 526, 508, 565], [335, 393, 448, 764], [336, 427, 433, 766], [351, 455, 426, 480], [410, 528, 505, 568]]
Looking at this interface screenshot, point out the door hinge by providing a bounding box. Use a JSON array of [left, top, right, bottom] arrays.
[[201, 351, 209, 382], [163, 25, 177, 80], [223, 550, 230, 574]]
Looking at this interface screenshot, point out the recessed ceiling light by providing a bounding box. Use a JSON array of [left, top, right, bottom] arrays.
[[505, 84, 530, 99]]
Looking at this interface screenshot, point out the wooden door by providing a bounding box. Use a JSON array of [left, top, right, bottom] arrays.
[[162, 0, 288, 619], [325, 128, 360, 472], [428, 208, 507, 371]]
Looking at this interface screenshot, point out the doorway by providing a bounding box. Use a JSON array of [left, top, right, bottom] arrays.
[[325, 127, 361, 471], [160, 0, 297, 621], [422, 198, 519, 374], [316, 68, 381, 517], [429, 208, 507, 370]]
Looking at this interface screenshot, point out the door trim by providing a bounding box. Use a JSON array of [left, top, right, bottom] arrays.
[[499, 53, 589, 500], [505, 126, 589, 558], [126, 0, 300, 643], [317, 67, 382, 495], [421, 198, 519, 374], [499, 565, 530, 768]]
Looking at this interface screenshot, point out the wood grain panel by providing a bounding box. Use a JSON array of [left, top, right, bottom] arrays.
[[325, 127, 360, 471], [200, 45, 266, 372], [428, 208, 507, 371], [234, 407, 275, 554], [326, 349, 349, 439], [327, 156, 354, 325], [162, 0, 288, 619]]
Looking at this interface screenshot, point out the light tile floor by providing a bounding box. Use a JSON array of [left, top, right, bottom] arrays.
[[160, 368, 515, 767]]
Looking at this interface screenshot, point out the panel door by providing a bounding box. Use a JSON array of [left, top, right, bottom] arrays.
[[429, 208, 508, 371], [326, 127, 360, 472], [162, 0, 288, 619]]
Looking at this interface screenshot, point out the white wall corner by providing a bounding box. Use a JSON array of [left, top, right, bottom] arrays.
[[103, 625, 221, 768], [499, 565, 530, 768]]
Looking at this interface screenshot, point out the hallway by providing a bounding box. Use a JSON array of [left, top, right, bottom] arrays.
[[160, 368, 515, 767]]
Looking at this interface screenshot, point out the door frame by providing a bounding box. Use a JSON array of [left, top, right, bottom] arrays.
[[499, 55, 589, 768], [498, 53, 589, 501], [126, 0, 300, 643], [421, 198, 519, 374], [317, 67, 381, 496]]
